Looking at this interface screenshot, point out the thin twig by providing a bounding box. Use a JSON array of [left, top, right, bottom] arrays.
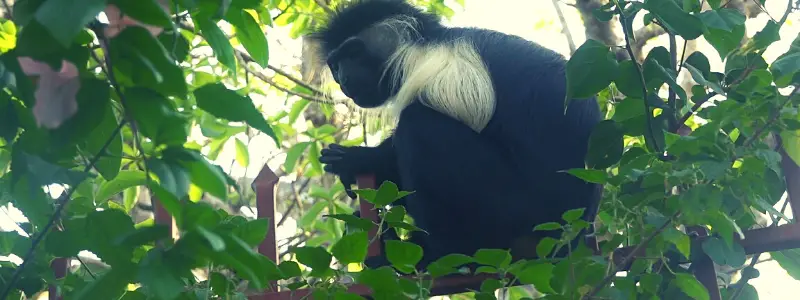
[[236, 52, 338, 104], [551, 0, 576, 55], [236, 49, 328, 97]]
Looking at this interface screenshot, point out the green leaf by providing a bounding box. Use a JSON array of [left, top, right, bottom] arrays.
[[585, 120, 625, 169], [331, 231, 369, 264], [704, 25, 745, 60], [194, 83, 278, 145], [770, 52, 800, 87], [644, 0, 704, 39], [34, 0, 107, 47], [163, 147, 228, 199], [512, 262, 555, 294], [327, 213, 375, 232], [278, 261, 303, 279], [111, 0, 174, 28], [298, 201, 327, 229], [564, 168, 607, 184], [480, 278, 505, 293], [697, 9, 745, 32], [292, 246, 333, 276], [771, 249, 800, 280], [473, 249, 512, 269], [283, 142, 310, 173], [115, 225, 170, 248], [373, 180, 403, 206], [126, 87, 189, 146], [232, 218, 270, 247], [234, 138, 250, 167], [108, 27, 188, 97], [385, 240, 423, 274], [431, 253, 475, 268], [195, 18, 237, 72], [95, 170, 147, 203], [533, 222, 562, 231], [674, 273, 710, 300], [663, 227, 691, 259], [566, 39, 619, 103], [536, 237, 559, 258], [356, 267, 402, 295], [562, 208, 585, 223], [225, 9, 269, 68], [701, 236, 745, 268], [748, 20, 781, 52], [146, 158, 191, 200], [71, 266, 134, 300], [196, 226, 226, 251], [640, 273, 662, 294], [85, 104, 122, 180]]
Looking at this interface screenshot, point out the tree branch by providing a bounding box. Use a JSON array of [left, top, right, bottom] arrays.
[[235, 52, 339, 104]]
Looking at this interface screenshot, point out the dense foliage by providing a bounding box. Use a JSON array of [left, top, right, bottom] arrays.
[[0, 0, 798, 299]]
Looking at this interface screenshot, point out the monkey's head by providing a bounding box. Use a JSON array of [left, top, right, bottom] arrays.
[[308, 0, 442, 108]]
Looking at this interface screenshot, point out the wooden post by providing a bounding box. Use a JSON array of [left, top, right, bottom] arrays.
[[356, 174, 381, 258], [687, 226, 722, 300], [252, 165, 280, 292]]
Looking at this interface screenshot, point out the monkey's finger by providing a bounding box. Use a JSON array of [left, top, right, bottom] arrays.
[[319, 155, 343, 164], [341, 177, 357, 199], [328, 144, 346, 150], [320, 148, 346, 157]]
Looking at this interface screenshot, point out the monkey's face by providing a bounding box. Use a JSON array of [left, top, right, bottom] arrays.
[[325, 33, 397, 108]]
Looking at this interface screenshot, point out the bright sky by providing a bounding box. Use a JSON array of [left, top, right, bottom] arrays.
[[2, 0, 799, 298]]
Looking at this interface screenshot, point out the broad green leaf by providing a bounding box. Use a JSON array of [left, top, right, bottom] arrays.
[[704, 25, 745, 60], [385, 240, 423, 274], [225, 9, 269, 68], [146, 157, 191, 200], [234, 138, 250, 167], [356, 267, 402, 295], [71, 266, 135, 300], [115, 224, 170, 248], [771, 249, 800, 280], [298, 201, 328, 229], [562, 208, 585, 223], [126, 88, 189, 146], [431, 253, 475, 268], [782, 130, 800, 168], [701, 236, 745, 268], [331, 231, 369, 264], [473, 249, 512, 269], [644, 0, 704, 39], [564, 168, 607, 184], [163, 147, 228, 199], [278, 261, 303, 279], [566, 39, 619, 103], [111, 0, 174, 27], [697, 9, 745, 32], [108, 27, 188, 97], [663, 227, 691, 259], [512, 262, 555, 294], [327, 213, 375, 232], [195, 18, 237, 72], [85, 104, 122, 180], [283, 142, 310, 173], [533, 222, 562, 231], [770, 52, 800, 87], [292, 246, 333, 276], [674, 273, 710, 300], [536, 237, 559, 258], [95, 170, 147, 203], [34, 0, 107, 47], [232, 218, 270, 247], [194, 83, 278, 145]]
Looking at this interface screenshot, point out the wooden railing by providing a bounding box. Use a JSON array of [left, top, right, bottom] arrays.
[[46, 150, 800, 299]]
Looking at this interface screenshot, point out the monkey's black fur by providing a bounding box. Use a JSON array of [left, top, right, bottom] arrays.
[[315, 0, 603, 270]]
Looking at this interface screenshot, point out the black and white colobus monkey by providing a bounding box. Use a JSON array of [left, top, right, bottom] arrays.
[[314, 0, 603, 269]]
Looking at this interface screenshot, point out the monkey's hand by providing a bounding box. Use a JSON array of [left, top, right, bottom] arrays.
[[320, 144, 376, 199]]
